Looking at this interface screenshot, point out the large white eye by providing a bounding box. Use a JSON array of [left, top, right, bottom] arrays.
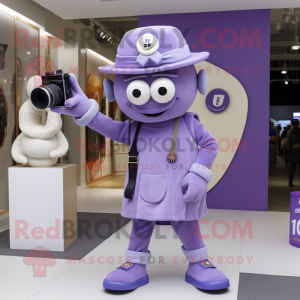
[[150, 78, 176, 104], [126, 80, 150, 105]]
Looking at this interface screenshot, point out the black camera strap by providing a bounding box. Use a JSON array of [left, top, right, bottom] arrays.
[[124, 122, 143, 200]]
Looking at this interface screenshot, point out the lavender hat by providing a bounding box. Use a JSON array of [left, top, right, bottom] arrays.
[[99, 26, 209, 75]]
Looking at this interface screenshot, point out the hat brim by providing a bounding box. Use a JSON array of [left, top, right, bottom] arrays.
[[98, 52, 209, 75]]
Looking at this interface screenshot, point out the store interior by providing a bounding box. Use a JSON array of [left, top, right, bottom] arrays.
[[3, 5, 296, 213], [269, 8, 300, 212]]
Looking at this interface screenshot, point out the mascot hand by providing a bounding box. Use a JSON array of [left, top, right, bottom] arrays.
[[50, 74, 92, 118], [181, 172, 207, 203]]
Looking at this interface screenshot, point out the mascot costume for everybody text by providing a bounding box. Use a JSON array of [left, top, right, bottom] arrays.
[[52, 26, 230, 291]]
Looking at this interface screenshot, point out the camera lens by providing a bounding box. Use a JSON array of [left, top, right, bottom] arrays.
[[31, 84, 64, 109]]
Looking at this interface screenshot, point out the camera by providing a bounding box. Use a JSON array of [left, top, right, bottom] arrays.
[[31, 69, 72, 109]]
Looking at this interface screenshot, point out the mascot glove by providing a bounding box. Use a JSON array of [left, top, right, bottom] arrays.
[[181, 172, 207, 203], [50, 74, 93, 118]]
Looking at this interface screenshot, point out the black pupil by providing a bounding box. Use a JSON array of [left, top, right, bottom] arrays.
[[158, 87, 167, 96], [132, 89, 141, 98]]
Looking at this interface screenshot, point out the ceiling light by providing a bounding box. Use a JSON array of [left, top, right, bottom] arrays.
[[107, 37, 112, 42], [283, 15, 292, 23], [282, 61, 287, 74], [291, 15, 299, 24], [292, 18, 300, 50], [100, 31, 106, 39], [285, 81, 288, 84], [292, 36, 300, 50], [27, 52, 30, 55]]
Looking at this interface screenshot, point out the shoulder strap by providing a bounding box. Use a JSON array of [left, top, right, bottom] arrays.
[[124, 122, 142, 199]]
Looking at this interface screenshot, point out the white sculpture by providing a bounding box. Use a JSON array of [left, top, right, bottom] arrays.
[[12, 76, 69, 167]]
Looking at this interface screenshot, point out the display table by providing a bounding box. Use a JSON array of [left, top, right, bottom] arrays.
[[290, 191, 300, 248], [9, 164, 77, 251]]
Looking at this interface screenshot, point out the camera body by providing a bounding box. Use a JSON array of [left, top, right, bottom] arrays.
[[31, 69, 72, 110]]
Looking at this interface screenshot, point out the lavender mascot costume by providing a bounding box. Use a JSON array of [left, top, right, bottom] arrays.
[[52, 26, 230, 291]]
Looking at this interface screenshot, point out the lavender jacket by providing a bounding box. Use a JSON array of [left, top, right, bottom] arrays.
[[83, 111, 218, 221]]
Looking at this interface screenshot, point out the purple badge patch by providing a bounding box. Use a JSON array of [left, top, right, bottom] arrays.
[[206, 89, 230, 113], [199, 260, 216, 270], [118, 262, 136, 271]]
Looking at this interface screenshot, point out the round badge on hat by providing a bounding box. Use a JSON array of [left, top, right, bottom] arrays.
[[205, 89, 230, 113], [136, 33, 159, 56]]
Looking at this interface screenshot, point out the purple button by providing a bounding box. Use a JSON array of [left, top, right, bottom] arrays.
[[206, 89, 230, 113], [199, 260, 216, 270]]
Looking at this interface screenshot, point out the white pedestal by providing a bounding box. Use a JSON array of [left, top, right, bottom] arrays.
[[9, 164, 77, 252]]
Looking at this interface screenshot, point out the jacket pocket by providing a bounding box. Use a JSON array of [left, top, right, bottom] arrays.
[[140, 174, 167, 203]]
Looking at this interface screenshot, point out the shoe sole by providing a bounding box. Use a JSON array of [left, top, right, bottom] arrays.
[[185, 273, 230, 290], [103, 275, 149, 291]]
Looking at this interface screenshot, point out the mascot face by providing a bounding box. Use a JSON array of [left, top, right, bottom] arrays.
[[113, 66, 198, 123], [100, 26, 209, 123]]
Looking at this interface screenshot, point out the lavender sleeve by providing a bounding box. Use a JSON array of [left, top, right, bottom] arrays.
[[87, 112, 131, 145], [192, 117, 218, 169]]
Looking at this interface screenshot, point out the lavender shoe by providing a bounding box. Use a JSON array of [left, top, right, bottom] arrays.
[[185, 260, 230, 290], [103, 262, 149, 291]]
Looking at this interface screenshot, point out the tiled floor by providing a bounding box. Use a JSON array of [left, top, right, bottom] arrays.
[[0, 213, 131, 260], [1, 207, 299, 300], [237, 273, 300, 300]]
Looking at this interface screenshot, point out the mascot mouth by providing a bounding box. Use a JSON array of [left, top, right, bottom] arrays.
[[131, 97, 177, 117], [143, 110, 166, 117]]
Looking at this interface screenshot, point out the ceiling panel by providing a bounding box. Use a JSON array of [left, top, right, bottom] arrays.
[[34, 0, 300, 20]]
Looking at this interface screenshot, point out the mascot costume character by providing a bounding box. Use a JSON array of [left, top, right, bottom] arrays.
[[51, 26, 230, 291]]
